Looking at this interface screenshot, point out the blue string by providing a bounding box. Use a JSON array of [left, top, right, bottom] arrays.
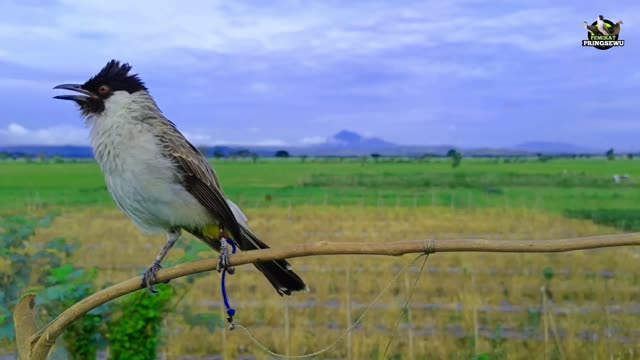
[[221, 238, 237, 326]]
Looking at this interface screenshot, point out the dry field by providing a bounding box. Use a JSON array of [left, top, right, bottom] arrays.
[[23, 205, 640, 359]]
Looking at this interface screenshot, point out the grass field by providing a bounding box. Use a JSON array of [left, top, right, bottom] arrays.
[[2, 158, 640, 359], [3, 157, 640, 213]]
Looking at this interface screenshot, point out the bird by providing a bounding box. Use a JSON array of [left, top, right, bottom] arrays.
[[583, 21, 602, 37], [596, 15, 612, 35], [53, 59, 308, 296], [610, 20, 623, 36]]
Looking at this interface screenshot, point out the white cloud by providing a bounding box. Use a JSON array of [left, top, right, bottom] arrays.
[[0, 1, 609, 75], [8, 123, 27, 136], [254, 139, 287, 146], [0, 122, 89, 145], [300, 136, 326, 145], [0, 1, 328, 72], [181, 131, 214, 145], [0, 123, 291, 147], [247, 82, 272, 94]]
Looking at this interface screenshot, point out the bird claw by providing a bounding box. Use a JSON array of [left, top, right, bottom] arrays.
[[217, 238, 235, 274], [142, 262, 164, 293]]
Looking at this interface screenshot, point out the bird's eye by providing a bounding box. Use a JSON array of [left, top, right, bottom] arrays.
[[98, 85, 111, 95]]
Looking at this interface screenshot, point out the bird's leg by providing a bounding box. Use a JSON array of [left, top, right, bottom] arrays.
[[216, 225, 235, 274], [143, 229, 181, 293]]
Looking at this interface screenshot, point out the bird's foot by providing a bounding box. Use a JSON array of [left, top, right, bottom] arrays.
[[142, 261, 165, 293], [217, 238, 235, 274]]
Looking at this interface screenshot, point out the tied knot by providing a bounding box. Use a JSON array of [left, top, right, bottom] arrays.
[[424, 238, 435, 255]]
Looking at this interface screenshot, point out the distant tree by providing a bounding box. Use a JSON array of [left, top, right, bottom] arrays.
[[370, 153, 381, 162], [232, 149, 251, 158], [300, 155, 308, 163], [447, 149, 462, 168], [52, 155, 64, 164], [251, 153, 259, 163], [537, 153, 552, 162], [0, 152, 8, 160], [627, 153, 634, 160], [37, 152, 48, 163], [606, 148, 615, 161], [24, 154, 33, 163], [275, 150, 290, 158], [213, 149, 225, 159]]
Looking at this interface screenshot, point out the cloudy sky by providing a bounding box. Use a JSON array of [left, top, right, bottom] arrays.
[[0, 1, 638, 149]]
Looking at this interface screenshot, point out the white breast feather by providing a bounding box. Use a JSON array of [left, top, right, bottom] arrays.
[[88, 91, 213, 234]]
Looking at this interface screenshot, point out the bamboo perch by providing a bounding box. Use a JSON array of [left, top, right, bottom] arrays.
[[13, 233, 640, 359]]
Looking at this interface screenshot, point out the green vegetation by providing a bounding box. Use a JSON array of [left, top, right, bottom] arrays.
[[2, 158, 638, 214], [0, 214, 197, 359], [447, 149, 463, 168], [564, 208, 640, 231], [106, 285, 176, 360], [0, 213, 65, 341], [2, 157, 640, 358], [41, 264, 106, 360], [0, 214, 107, 358]]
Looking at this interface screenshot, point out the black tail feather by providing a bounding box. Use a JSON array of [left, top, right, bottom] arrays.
[[189, 225, 307, 296], [238, 226, 307, 296]]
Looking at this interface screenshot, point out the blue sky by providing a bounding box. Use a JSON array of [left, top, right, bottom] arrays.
[[0, 1, 638, 149]]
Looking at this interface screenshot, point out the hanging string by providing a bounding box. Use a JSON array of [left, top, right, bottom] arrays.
[[382, 252, 430, 357], [220, 237, 237, 329], [230, 253, 431, 358]]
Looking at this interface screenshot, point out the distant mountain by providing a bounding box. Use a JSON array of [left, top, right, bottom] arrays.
[[0, 131, 608, 159], [316, 130, 396, 149], [512, 142, 598, 155]]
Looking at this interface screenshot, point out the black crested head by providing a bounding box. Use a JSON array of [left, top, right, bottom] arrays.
[[53, 59, 148, 116], [83, 59, 147, 95]]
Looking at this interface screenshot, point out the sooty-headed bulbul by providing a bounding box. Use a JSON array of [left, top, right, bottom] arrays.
[[53, 60, 307, 296]]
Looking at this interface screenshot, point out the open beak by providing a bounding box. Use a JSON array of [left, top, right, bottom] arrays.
[[53, 84, 96, 102]]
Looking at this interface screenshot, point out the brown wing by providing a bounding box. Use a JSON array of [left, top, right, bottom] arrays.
[[154, 118, 242, 241]]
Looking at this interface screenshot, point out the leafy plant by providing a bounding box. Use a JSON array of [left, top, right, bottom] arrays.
[[105, 237, 223, 359], [525, 307, 542, 337], [107, 284, 176, 360], [488, 324, 506, 359], [40, 264, 108, 360], [0, 213, 65, 341], [0, 213, 108, 358]]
